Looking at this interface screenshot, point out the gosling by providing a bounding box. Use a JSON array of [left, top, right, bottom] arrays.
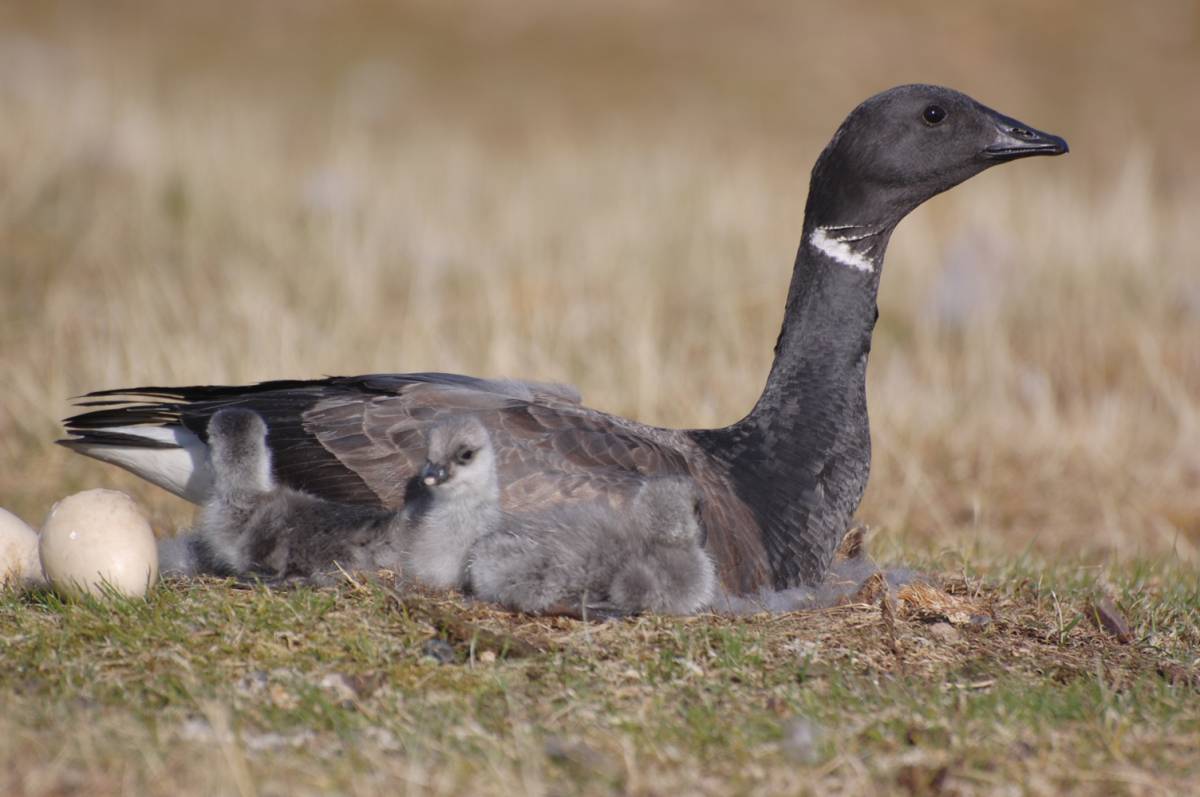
[[170, 408, 499, 586], [469, 477, 716, 616]]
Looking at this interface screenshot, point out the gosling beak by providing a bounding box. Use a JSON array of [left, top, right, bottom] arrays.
[[420, 462, 449, 487], [981, 108, 1069, 161]]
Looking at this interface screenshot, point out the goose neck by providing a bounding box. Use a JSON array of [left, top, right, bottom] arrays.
[[751, 221, 891, 423]]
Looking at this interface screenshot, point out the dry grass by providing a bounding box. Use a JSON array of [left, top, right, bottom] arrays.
[[2, 566, 1198, 796], [0, 2, 1198, 794]]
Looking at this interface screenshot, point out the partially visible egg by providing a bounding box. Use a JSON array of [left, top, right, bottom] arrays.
[[0, 507, 44, 588], [39, 489, 158, 599]]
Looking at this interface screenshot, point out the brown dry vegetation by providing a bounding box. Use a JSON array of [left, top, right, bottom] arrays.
[[1, 2, 1198, 795], [0, 566, 1195, 797], [2, 567, 1198, 796]]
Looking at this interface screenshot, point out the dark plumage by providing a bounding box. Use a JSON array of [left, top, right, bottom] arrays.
[[65, 85, 1068, 593]]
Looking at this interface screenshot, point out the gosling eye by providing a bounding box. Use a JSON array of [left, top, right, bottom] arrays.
[[922, 104, 947, 126], [455, 447, 475, 465]]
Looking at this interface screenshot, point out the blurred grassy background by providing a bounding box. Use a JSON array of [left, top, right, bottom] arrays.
[[0, 0, 1197, 566]]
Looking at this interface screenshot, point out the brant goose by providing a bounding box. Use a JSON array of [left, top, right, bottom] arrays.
[[61, 85, 1067, 593], [468, 476, 715, 616]]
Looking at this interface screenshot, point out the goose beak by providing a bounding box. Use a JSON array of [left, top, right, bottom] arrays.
[[420, 462, 449, 486], [981, 109, 1069, 161]]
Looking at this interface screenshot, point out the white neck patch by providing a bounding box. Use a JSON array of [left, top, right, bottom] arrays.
[[809, 226, 875, 273]]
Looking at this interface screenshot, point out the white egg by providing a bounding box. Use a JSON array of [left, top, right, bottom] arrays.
[[0, 507, 44, 588], [39, 489, 159, 599]]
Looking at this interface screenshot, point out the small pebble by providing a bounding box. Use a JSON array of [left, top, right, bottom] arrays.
[[544, 736, 618, 776], [318, 672, 359, 705], [267, 683, 298, 710], [781, 716, 822, 764], [927, 622, 960, 643], [235, 670, 270, 697], [421, 638, 457, 664]]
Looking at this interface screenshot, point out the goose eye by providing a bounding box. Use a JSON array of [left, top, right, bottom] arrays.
[[922, 105, 947, 125], [456, 447, 475, 464]]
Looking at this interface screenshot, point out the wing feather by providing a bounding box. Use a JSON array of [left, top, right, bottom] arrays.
[[306, 382, 690, 511]]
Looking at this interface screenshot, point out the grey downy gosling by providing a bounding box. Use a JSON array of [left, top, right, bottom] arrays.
[[165, 408, 499, 587], [468, 478, 717, 616]]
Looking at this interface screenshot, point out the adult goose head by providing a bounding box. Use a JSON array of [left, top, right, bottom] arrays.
[[60, 85, 1067, 594], [807, 84, 1066, 237]]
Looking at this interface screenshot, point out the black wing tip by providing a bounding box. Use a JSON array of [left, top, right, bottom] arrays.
[[62, 406, 179, 430], [55, 430, 178, 450], [72, 384, 200, 401], [60, 375, 367, 442], [71, 376, 371, 405], [62, 378, 344, 432]]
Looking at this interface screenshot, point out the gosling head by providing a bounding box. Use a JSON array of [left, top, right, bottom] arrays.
[[631, 477, 705, 546], [207, 407, 269, 462], [419, 416, 497, 499]]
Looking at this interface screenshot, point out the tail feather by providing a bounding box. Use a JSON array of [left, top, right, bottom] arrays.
[[56, 425, 214, 502]]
